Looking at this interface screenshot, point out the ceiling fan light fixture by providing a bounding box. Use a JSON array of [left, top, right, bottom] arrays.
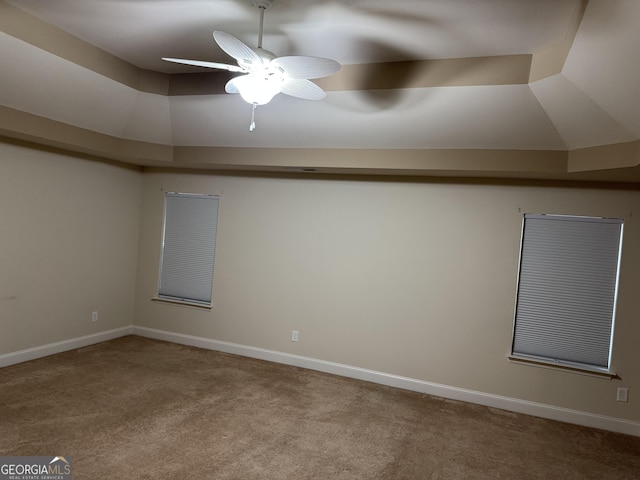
[[162, 0, 340, 129], [235, 71, 283, 105]]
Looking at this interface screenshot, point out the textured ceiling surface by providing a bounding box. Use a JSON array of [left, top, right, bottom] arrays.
[[1, 0, 639, 182]]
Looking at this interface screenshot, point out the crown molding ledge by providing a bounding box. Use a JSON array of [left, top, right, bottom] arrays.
[[2, 104, 640, 184]]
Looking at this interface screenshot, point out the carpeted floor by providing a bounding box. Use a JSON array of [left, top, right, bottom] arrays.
[[1, 336, 639, 479]]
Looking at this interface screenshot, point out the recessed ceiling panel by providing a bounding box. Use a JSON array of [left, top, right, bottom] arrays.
[[7, 0, 582, 72], [531, 74, 635, 150], [169, 85, 566, 150]]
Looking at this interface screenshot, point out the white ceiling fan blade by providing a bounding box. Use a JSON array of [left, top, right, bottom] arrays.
[[272, 56, 341, 80], [213, 31, 264, 67], [280, 79, 326, 100], [162, 57, 246, 73]]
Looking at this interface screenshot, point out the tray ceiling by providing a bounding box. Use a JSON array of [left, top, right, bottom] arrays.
[[1, 0, 639, 183]]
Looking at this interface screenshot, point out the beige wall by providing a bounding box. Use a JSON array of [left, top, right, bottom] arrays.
[[0, 141, 142, 353], [2, 140, 639, 424], [134, 170, 640, 422]]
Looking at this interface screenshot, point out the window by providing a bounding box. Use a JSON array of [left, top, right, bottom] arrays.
[[157, 192, 219, 307], [511, 214, 623, 374]]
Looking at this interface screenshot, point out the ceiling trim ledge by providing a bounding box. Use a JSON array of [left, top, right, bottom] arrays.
[[173, 146, 567, 175], [568, 141, 640, 172], [5, 104, 640, 184], [0, 106, 174, 167], [529, 0, 589, 82], [317, 55, 532, 92]]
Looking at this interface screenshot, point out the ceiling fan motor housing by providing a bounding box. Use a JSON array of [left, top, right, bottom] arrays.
[[251, 0, 274, 9]]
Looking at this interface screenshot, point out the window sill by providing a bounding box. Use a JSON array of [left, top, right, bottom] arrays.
[[508, 355, 617, 379], [151, 297, 212, 310]]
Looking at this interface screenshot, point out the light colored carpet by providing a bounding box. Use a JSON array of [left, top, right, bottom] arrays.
[[1, 336, 639, 479]]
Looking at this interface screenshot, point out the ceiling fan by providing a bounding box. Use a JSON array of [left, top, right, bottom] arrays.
[[162, 0, 341, 131]]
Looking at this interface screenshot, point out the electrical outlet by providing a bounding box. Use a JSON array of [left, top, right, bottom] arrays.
[[91, 311, 99, 322], [291, 330, 299, 342], [616, 387, 628, 402]]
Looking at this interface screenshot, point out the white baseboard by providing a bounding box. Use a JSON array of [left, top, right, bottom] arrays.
[[0, 326, 133, 368], [3, 325, 637, 437], [133, 326, 640, 438]]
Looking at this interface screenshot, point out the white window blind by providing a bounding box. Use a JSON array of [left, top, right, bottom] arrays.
[[158, 192, 219, 306], [512, 214, 623, 371]]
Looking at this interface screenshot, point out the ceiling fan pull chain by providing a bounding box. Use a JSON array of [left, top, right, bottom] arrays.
[[249, 104, 257, 132]]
